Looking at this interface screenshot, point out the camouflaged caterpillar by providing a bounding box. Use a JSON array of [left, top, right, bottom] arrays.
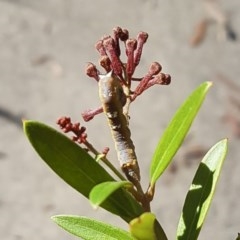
[[98, 72, 140, 182]]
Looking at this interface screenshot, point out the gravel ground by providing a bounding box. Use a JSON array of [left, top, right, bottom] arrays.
[[0, 0, 239, 239]]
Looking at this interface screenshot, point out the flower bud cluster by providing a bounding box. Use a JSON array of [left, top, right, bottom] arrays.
[[83, 27, 171, 121], [57, 117, 87, 144]]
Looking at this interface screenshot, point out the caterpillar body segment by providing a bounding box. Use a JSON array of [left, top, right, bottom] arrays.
[[98, 72, 140, 182]]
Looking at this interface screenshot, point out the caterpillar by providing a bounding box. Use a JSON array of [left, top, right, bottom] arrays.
[[98, 71, 140, 182]]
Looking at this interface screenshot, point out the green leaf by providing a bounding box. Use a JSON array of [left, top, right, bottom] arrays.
[[130, 213, 167, 240], [52, 215, 135, 240], [176, 139, 228, 240], [90, 181, 132, 208], [24, 121, 143, 222], [150, 82, 212, 186]]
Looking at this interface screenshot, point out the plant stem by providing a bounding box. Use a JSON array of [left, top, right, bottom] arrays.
[[83, 140, 126, 181]]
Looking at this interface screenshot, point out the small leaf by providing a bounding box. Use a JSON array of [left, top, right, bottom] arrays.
[[24, 121, 143, 222], [130, 213, 168, 240], [52, 215, 135, 240], [176, 139, 228, 240], [150, 82, 212, 186], [90, 181, 132, 208]]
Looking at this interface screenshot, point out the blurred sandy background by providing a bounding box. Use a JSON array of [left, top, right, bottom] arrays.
[[0, 0, 239, 239]]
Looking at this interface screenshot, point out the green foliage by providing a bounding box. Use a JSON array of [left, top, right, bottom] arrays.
[[24, 81, 229, 240], [130, 213, 167, 240], [52, 215, 135, 240], [89, 181, 132, 208], [176, 139, 228, 240], [150, 82, 212, 186], [23, 121, 143, 222]]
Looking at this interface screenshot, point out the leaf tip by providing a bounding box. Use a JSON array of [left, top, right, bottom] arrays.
[[216, 138, 228, 149], [91, 203, 99, 210], [51, 215, 66, 224], [203, 81, 213, 92], [223, 137, 228, 143], [23, 119, 30, 134], [51, 215, 59, 223], [22, 119, 32, 124], [206, 81, 213, 87], [22, 119, 35, 133], [220, 138, 228, 149]]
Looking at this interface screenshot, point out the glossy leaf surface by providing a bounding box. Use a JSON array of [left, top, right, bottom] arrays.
[[130, 213, 167, 240], [24, 121, 143, 222], [177, 139, 228, 240], [90, 181, 132, 208], [150, 82, 212, 186]]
